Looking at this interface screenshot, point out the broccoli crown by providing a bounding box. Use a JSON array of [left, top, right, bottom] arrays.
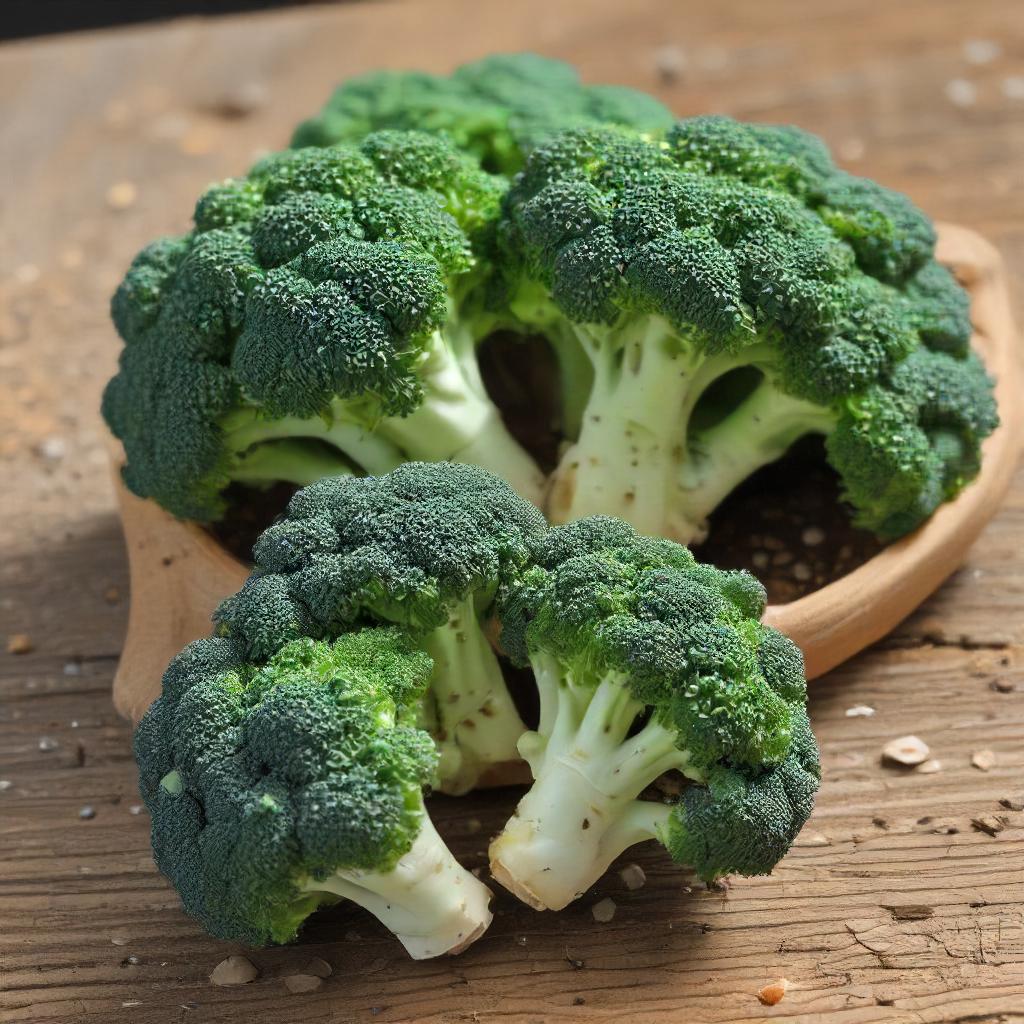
[[216, 461, 548, 661], [500, 515, 805, 770], [134, 627, 436, 945], [828, 345, 999, 537], [501, 117, 997, 536], [292, 53, 675, 174], [666, 706, 821, 879], [102, 130, 503, 520]]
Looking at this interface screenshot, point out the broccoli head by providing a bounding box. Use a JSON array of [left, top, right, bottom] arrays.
[[214, 462, 548, 795], [134, 627, 492, 957], [489, 516, 820, 910], [292, 53, 674, 174], [500, 117, 997, 543], [102, 129, 544, 521]]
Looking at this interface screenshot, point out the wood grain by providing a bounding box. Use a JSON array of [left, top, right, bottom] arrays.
[[2, 2, 1024, 1021]]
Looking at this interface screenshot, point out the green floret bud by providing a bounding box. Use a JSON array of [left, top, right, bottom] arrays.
[[665, 709, 820, 880], [292, 53, 674, 174], [904, 260, 973, 354], [828, 346, 998, 538], [215, 463, 548, 794], [135, 628, 493, 957], [490, 517, 820, 910]]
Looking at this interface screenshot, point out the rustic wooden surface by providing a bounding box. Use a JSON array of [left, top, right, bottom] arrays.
[[2, 2, 1024, 1021]]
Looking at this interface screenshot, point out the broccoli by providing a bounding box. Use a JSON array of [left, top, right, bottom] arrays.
[[102, 129, 544, 521], [489, 516, 820, 911], [292, 53, 674, 174], [134, 627, 493, 957], [214, 462, 547, 796], [500, 117, 998, 542]]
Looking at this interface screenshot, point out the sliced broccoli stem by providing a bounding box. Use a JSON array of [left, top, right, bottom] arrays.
[[421, 595, 529, 796], [301, 810, 492, 959], [489, 669, 695, 910], [546, 317, 743, 542], [231, 440, 355, 488], [372, 326, 546, 506], [676, 380, 838, 528]]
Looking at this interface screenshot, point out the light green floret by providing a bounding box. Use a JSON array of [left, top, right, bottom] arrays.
[[103, 131, 543, 521], [501, 117, 997, 542], [134, 628, 492, 957], [490, 517, 820, 911]]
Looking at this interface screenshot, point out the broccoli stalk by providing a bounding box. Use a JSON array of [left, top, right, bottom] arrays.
[[135, 629, 494, 956], [299, 809, 492, 959], [491, 667, 696, 910], [419, 596, 528, 790], [215, 463, 548, 796], [542, 317, 836, 542], [490, 517, 821, 910], [223, 321, 545, 502], [365, 318, 546, 502], [231, 439, 356, 489]]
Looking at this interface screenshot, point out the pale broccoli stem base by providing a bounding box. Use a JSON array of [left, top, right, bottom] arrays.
[[301, 811, 493, 959], [372, 325, 546, 507], [546, 318, 835, 544], [489, 658, 697, 911], [422, 596, 528, 796]]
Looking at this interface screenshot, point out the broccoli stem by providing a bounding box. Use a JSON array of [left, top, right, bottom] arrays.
[[545, 321, 596, 442], [508, 281, 595, 441], [372, 326, 546, 506], [231, 440, 355, 488], [545, 316, 835, 543], [224, 408, 405, 477], [546, 317, 743, 543], [676, 380, 837, 528], [421, 596, 528, 795], [490, 665, 696, 910], [301, 810, 492, 959]]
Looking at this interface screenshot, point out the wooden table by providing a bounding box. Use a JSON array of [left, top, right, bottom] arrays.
[[2, 2, 1023, 1020]]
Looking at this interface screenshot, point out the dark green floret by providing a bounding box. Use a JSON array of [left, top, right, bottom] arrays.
[[489, 516, 820, 910], [500, 116, 997, 543], [103, 129, 543, 521], [214, 462, 548, 794], [292, 53, 674, 174], [134, 627, 493, 956]]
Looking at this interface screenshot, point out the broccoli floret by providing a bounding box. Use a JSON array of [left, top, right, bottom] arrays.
[[134, 627, 492, 957], [500, 117, 997, 543], [214, 462, 548, 795], [489, 517, 820, 910], [102, 130, 544, 521], [292, 53, 674, 174]]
